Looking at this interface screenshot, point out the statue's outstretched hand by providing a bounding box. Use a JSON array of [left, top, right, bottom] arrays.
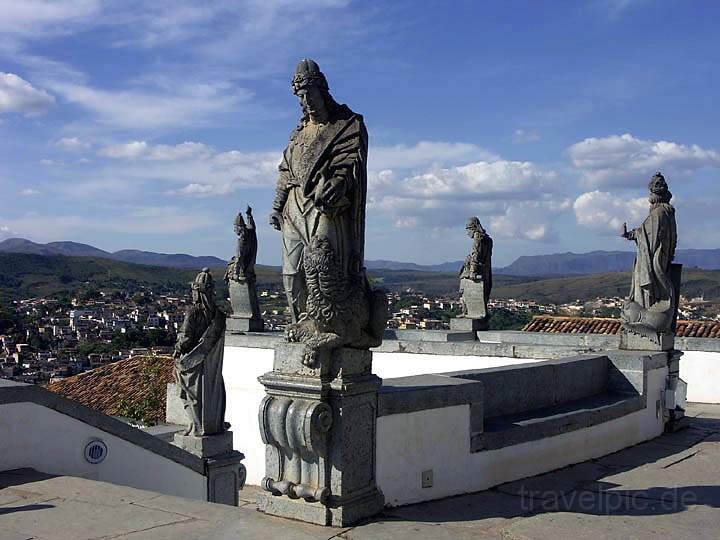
[[269, 211, 282, 230]]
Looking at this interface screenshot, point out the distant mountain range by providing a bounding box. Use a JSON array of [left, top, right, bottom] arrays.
[[0, 238, 227, 269], [368, 249, 720, 276], [2, 237, 719, 276]]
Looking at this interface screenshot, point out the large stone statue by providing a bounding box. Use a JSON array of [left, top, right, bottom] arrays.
[[620, 172, 681, 348], [451, 217, 493, 332], [269, 58, 385, 365], [173, 268, 227, 436], [225, 207, 263, 332], [258, 59, 386, 526]]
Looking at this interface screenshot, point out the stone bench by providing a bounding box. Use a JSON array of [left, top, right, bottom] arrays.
[[378, 351, 665, 452], [375, 350, 670, 507]]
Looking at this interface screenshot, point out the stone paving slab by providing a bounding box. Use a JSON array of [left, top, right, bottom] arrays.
[[500, 503, 720, 540], [0, 496, 192, 540], [497, 461, 609, 499]]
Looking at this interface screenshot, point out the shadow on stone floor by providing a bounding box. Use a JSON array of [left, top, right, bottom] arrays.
[[0, 503, 55, 516], [372, 417, 720, 526], [0, 468, 58, 489]]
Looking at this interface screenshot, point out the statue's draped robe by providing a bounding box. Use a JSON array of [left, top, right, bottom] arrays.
[[175, 305, 226, 436], [461, 233, 493, 303], [273, 105, 368, 319], [628, 203, 677, 311]]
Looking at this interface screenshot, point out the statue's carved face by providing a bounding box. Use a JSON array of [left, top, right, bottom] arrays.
[[297, 85, 328, 123]]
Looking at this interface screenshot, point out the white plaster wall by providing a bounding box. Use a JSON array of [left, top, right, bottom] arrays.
[[223, 346, 275, 485], [376, 366, 668, 507], [680, 350, 720, 404], [223, 345, 540, 485], [374, 352, 542, 378], [0, 402, 206, 500]]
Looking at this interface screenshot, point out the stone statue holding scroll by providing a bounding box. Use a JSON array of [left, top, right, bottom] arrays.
[[225, 207, 263, 332], [269, 58, 386, 365], [451, 217, 493, 331], [620, 172, 680, 347], [173, 268, 227, 436]]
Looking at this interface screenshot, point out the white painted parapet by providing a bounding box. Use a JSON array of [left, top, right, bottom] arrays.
[[375, 352, 669, 507], [221, 334, 540, 485], [0, 379, 207, 501], [680, 350, 720, 403]]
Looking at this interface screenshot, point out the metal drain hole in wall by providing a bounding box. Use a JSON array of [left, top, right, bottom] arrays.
[[84, 439, 108, 464]]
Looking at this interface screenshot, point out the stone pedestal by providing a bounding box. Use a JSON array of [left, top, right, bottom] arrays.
[[450, 317, 488, 332], [227, 278, 264, 333], [175, 431, 234, 457], [664, 349, 688, 432], [226, 316, 264, 333], [620, 331, 674, 351], [455, 278, 489, 333], [257, 343, 384, 526], [174, 431, 246, 506]]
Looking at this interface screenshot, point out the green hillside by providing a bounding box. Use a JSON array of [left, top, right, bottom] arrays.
[[0, 253, 281, 303], [1, 252, 719, 305], [492, 269, 720, 304]]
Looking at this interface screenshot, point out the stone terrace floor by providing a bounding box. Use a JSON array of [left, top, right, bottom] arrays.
[[2, 403, 720, 540]]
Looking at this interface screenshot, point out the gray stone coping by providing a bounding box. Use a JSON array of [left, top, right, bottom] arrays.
[[676, 336, 720, 352], [224, 332, 587, 360], [225, 331, 284, 349], [377, 374, 483, 418], [225, 329, 720, 356], [0, 379, 211, 474], [383, 329, 476, 342]]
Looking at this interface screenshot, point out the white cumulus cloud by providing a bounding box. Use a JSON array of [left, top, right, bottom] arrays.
[[98, 140, 213, 160], [368, 157, 567, 240], [55, 136, 90, 151], [370, 141, 498, 170], [573, 190, 648, 234], [568, 133, 720, 188], [0, 72, 55, 115]]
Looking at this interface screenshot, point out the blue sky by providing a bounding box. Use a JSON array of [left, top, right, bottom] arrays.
[[1, 0, 718, 267]]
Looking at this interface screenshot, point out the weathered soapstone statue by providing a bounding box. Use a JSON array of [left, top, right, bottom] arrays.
[[269, 58, 386, 366], [450, 217, 493, 332], [620, 172, 682, 350], [173, 269, 228, 441], [258, 59, 386, 526], [171, 269, 246, 505], [225, 206, 264, 332]]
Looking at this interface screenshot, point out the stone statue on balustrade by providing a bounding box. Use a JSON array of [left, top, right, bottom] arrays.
[[173, 268, 228, 441], [620, 172, 682, 350], [451, 217, 493, 332], [172, 269, 246, 505], [225, 206, 264, 332], [269, 58, 387, 366], [259, 59, 386, 527]]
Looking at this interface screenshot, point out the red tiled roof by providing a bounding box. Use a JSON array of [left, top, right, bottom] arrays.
[[47, 355, 174, 423], [522, 316, 720, 339]]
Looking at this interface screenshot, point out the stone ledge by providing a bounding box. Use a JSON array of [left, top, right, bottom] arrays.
[[224, 329, 720, 357], [378, 374, 484, 419], [472, 392, 646, 451]]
